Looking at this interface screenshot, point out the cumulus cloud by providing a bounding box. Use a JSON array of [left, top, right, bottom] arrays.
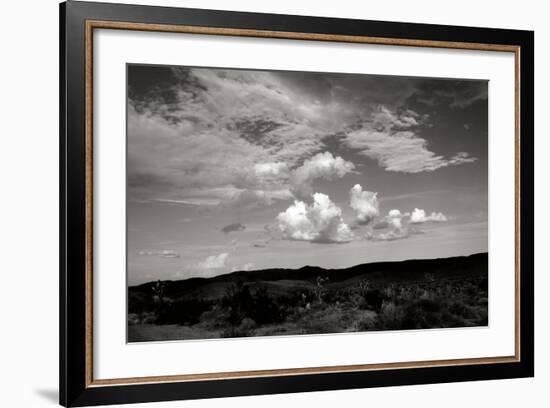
[[349, 184, 379, 225], [277, 193, 354, 243], [373, 220, 389, 230], [387, 209, 404, 230], [344, 105, 477, 173], [366, 209, 410, 241], [366, 207, 447, 241], [410, 208, 448, 224], [290, 152, 355, 198], [198, 253, 229, 270], [231, 262, 256, 272], [221, 223, 246, 234]]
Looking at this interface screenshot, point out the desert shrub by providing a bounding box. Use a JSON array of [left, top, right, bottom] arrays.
[[220, 282, 288, 326], [250, 287, 286, 324], [354, 312, 377, 331], [399, 298, 445, 329], [313, 276, 329, 303], [440, 310, 468, 327], [416, 298, 442, 313], [464, 282, 479, 297], [376, 300, 406, 330], [477, 297, 488, 307], [299, 304, 348, 334], [127, 313, 141, 326], [322, 289, 339, 304], [449, 300, 471, 317], [198, 306, 232, 329], [364, 288, 385, 312], [155, 297, 210, 325], [477, 276, 489, 292], [240, 317, 257, 330], [221, 281, 255, 325], [128, 292, 153, 314], [151, 280, 166, 304], [353, 295, 369, 310], [475, 307, 489, 326], [141, 312, 158, 324], [221, 318, 256, 338], [383, 283, 398, 301]]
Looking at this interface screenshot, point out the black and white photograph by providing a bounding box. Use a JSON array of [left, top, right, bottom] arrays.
[[126, 64, 489, 342]]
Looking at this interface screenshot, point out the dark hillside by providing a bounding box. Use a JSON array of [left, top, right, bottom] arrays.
[[128, 253, 488, 342]]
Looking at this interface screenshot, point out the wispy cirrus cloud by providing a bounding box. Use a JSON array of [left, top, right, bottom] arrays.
[[413, 79, 488, 109], [138, 249, 180, 258], [128, 66, 481, 213], [128, 67, 362, 208], [344, 106, 477, 173]]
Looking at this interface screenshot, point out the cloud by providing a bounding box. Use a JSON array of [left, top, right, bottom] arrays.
[[344, 105, 477, 173], [366, 229, 409, 241], [349, 184, 379, 225], [290, 152, 355, 198], [373, 220, 389, 230], [223, 188, 293, 208], [128, 67, 481, 212], [448, 152, 477, 166], [366, 206, 447, 241], [375, 228, 409, 241], [231, 262, 256, 272], [254, 162, 289, 179], [155, 185, 292, 209], [413, 80, 488, 109], [153, 198, 220, 207], [277, 193, 354, 243], [378, 209, 408, 240], [221, 223, 246, 234], [252, 237, 271, 248], [387, 209, 404, 230], [366, 209, 410, 241], [410, 208, 448, 224], [128, 67, 354, 205], [198, 252, 229, 270], [138, 249, 180, 258]]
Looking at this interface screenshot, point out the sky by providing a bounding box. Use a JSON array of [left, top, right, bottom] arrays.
[[127, 64, 488, 285]]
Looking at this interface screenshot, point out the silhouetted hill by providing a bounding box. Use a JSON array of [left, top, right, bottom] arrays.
[[129, 253, 488, 300]]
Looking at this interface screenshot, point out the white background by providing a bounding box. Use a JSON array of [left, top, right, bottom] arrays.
[[0, 0, 545, 407]]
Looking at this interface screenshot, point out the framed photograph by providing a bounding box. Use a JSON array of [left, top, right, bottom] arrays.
[[60, 1, 534, 406]]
